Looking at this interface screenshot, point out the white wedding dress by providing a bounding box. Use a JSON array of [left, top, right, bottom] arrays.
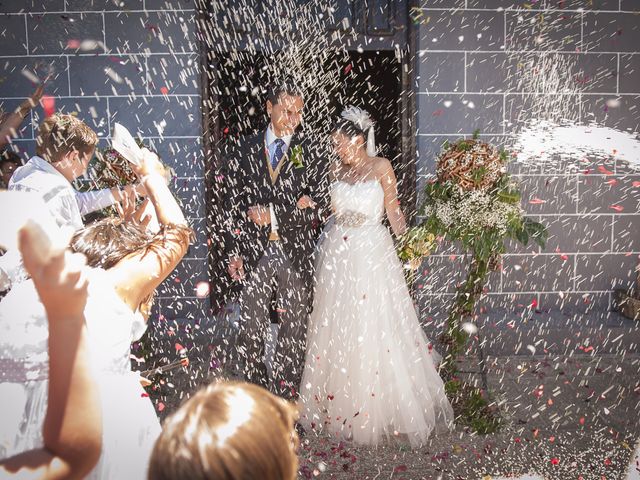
[[0, 268, 160, 479], [299, 180, 455, 446]]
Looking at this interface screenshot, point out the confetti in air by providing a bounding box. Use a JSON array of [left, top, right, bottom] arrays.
[[0, 1, 637, 479]]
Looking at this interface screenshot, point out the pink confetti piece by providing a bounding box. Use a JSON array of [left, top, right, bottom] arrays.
[[42, 96, 55, 118]]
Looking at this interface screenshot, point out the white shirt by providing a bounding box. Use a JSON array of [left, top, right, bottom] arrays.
[[9, 156, 116, 230], [265, 125, 293, 233], [265, 125, 293, 154], [0, 156, 116, 289]]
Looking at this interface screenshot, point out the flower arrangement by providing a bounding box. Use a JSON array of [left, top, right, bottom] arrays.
[[401, 131, 548, 434], [289, 145, 304, 169], [397, 226, 436, 270]]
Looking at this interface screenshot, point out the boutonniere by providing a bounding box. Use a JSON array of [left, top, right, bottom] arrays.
[[289, 145, 304, 169]]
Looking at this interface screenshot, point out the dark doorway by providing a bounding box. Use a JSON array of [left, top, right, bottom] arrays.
[[211, 50, 401, 156], [204, 50, 406, 311]]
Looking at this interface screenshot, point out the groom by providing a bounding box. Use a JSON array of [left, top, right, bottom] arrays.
[[224, 78, 327, 400]]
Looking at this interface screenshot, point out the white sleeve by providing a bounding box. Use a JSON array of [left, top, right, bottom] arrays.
[[75, 188, 116, 216]]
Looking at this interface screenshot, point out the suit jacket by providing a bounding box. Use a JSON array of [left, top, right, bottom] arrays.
[[223, 130, 329, 286]]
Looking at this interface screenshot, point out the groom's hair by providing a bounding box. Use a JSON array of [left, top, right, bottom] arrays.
[[148, 381, 299, 480], [266, 77, 303, 104], [36, 113, 98, 163]]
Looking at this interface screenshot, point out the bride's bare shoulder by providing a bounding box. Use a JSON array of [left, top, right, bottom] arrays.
[[372, 157, 393, 176]]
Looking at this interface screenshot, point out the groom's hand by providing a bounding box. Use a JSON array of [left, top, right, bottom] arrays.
[[247, 205, 270, 226], [228, 256, 245, 281], [297, 195, 316, 210]]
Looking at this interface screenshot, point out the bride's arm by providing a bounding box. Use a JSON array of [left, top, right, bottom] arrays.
[[376, 158, 407, 237]]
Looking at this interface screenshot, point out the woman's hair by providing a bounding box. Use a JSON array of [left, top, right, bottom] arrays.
[[36, 113, 98, 163], [70, 218, 192, 270], [332, 117, 367, 140], [70, 217, 155, 270], [148, 381, 299, 480]]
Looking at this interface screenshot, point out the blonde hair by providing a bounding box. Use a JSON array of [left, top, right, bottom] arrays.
[[36, 113, 98, 163], [148, 381, 299, 480]]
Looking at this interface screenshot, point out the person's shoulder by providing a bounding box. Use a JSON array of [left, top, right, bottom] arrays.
[[372, 156, 393, 175], [10, 165, 59, 192]]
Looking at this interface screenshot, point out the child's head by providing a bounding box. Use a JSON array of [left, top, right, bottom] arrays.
[[148, 381, 299, 480], [36, 113, 98, 179]]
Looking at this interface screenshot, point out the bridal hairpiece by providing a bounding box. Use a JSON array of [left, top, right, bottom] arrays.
[[341, 106, 377, 157]]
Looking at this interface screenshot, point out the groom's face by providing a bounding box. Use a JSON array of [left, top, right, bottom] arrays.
[[267, 93, 304, 136]]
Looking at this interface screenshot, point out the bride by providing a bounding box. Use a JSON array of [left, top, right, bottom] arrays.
[[299, 106, 454, 446]]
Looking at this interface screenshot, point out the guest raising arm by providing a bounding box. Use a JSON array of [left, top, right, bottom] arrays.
[[71, 147, 191, 314], [0, 84, 45, 150], [0, 225, 102, 480]]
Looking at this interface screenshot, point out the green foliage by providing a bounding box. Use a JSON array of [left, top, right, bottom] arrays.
[[444, 379, 502, 434], [410, 136, 549, 435]]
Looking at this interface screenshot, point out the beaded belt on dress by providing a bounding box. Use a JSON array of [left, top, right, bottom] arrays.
[[335, 210, 373, 227]]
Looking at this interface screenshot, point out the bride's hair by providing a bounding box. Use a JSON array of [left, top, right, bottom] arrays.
[[332, 117, 367, 141], [333, 106, 377, 156], [148, 381, 299, 480]]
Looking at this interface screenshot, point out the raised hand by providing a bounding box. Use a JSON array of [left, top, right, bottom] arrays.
[[19, 223, 88, 320], [115, 196, 152, 230], [130, 148, 166, 179]]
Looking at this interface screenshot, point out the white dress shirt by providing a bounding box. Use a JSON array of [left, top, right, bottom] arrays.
[[265, 125, 293, 233], [0, 156, 116, 289]]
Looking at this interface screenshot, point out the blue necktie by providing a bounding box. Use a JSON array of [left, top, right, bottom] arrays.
[[271, 139, 285, 170]]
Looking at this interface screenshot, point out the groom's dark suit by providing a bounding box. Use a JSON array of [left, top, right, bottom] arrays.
[[223, 129, 328, 399]]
